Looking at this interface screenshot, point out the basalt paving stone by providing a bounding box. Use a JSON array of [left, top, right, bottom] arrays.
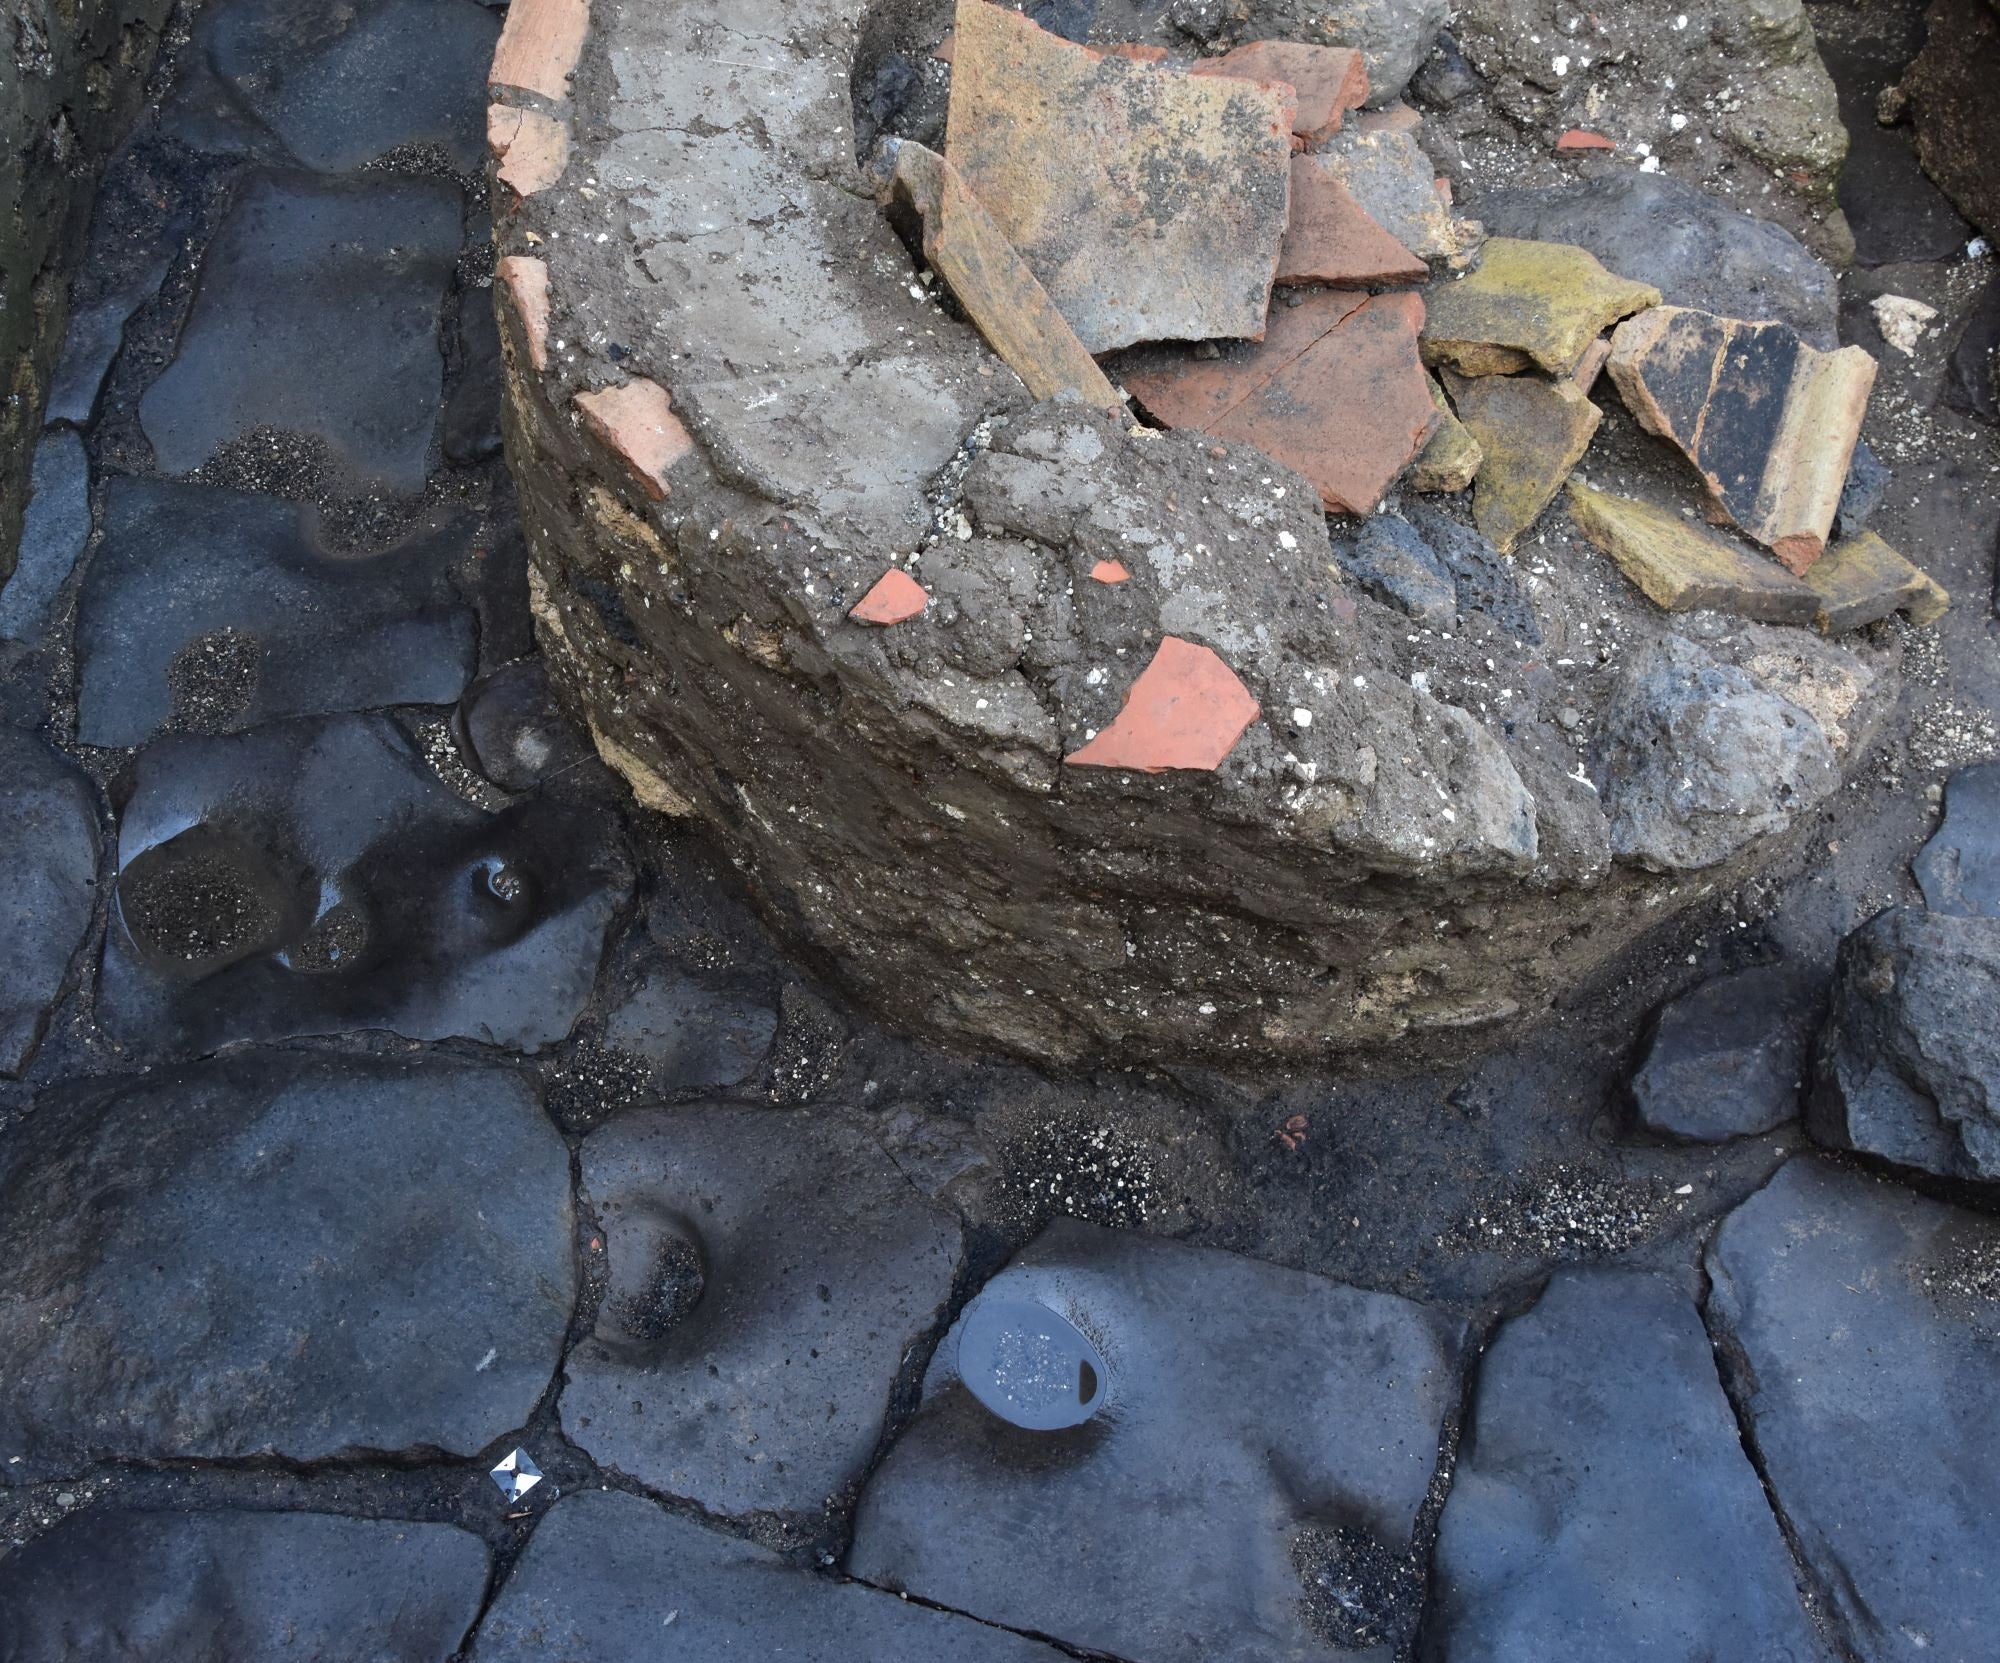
[[944, 0, 1295, 352], [1445, 371, 1600, 554], [0, 428, 91, 648], [1916, 762, 2000, 918], [1705, 1158, 2000, 1663], [1945, 276, 2000, 423], [444, 285, 505, 465], [599, 968, 777, 1095], [97, 712, 632, 1059], [1421, 237, 1660, 377], [0, 1051, 573, 1480], [139, 172, 461, 494], [0, 1508, 491, 1662], [848, 1220, 1462, 1663], [463, 658, 589, 792], [0, 731, 101, 1077], [470, 1489, 1063, 1661], [45, 254, 170, 426], [1430, 1269, 1827, 1663], [563, 1106, 961, 1518], [1629, 963, 1821, 1143], [75, 478, 477, 747]]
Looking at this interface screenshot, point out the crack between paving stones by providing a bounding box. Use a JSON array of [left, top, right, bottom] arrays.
[[842, 1570, 1136, 1663]]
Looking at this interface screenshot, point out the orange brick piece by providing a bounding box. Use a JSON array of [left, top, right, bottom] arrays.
[[489, 0, 590, 101], [1277, 156, 1428, 286], [851, 568, 930, 625], [572, 380, 694, 501], [497, 255, 552, 371], [1191, 41, 1370, 144], [1066, 636, 1261, 771], [1556, 129, 1616, 152], [1090, 559, 1131, 583], [487, 105, 570, 199]]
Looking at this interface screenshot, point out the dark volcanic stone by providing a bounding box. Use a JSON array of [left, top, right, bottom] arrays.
[[1807, 906, 2000, 1182], [1336, 514, 1458, 626], [471, 1489, 1064, 1661], [0, 429, 91, 649], [463, 658, 587, 792], [1630, 964, 1820, 1143], [1475, 174, 1840, 349], [1916, 762, 2000, 918], [848, 1219, 1462, 1663], [0, 1508, 490, 1661], [599, 966, 777, 1093], [1705, 1158, 2000, 1663], [76, 478, 476, 746], [1428, 1268, 1826, 1662], [0, 731, 101, 1076], [1403, 503, 1541, 641], [444, 286, 505, 465], [1835, 439, 1891, 540], [44, 252, 170, 426], [0, 1051, 573, 1480], [139, 172, 460, 494], [563, 1105, 961, 1516], [98, 712, 632, 1058], [1906, 0, 2000, 243], [1946, 277, 2000, 424]]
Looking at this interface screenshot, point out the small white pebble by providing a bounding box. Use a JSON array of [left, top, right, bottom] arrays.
[[1292, 707, 1313, 727]]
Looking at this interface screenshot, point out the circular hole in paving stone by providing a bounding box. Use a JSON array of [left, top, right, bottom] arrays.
[[118, 826, 295, 979], [474, 853, 537, 917], [956, 1296, 1107, 1431]]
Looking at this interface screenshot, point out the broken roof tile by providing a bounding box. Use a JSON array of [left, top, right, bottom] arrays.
[[1556, 129, 1617, 153], [1408, 374, 1483, 493], [1421, 237, 1660, 377], [874, 141, 1120, 410], [1566, 479, 1822, 625], [1447, 371, 1601, 552], [572, 379, 694, 501], [1190, 41, 1369, 144], [1119, 288, 1366, 433], [1065, 636, 1260, 771], [1276, 158, 1428, 287], [1607, 305, 1877, 573], [944, 0, 1294, 352], [1090, 559, 1131, 584], [488, 0, 590, 102], [851, 568, 931, 626], [1572, 335, 1612, 396], [1312, 126, 1484, 265], [498, 256, 552, 372], [487, 105, 570, 200], [1800, 530, 1950, 632]]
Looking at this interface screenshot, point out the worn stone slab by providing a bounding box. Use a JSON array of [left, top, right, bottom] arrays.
[[1312, 123, 1483, 263], [850, 1220, 1462, 1663], [0, 1052, 573, 1479], [0, 1509, 490, 1662], [1277, 156, 1428, 286], [944, 0, 1294, 352], [1429, 1269, 1827, 1663], [1408, 374, 1483, 493], [563, 1106, 960, 1516], [75, 478, 476, 747], [472, 1490, 1063, 1661], [1801, 529, 1950, 633], [573, 379, 695, 500], [444, 282, 504, 463], [1607, 305, 1878, 573], [488, 103, 570, 199], [489, 0, 589, 101], [1706, 1158, 2000, 1662], [599, 966, 777, 1095], [1916, 762, 2000, 919], [0, 429, 91, 647], [1447, 372, 1600, 553], [1422, 236, 1660, 376], [1630, 963, 1820, 1142], [1065, 635, 1261, 771], [875, 139, 1119, 407], [0, 732, 100, 1077], [1190, 40, 1370, 143], [1566, 479, 1822, 625]]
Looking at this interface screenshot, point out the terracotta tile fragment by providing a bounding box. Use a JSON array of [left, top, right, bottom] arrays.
[[1556, 129, 1616, 152], [1189, 41, 1369, 143], [1566, 480, 1822, 625], [1353, 101, 1423, 136], [851, 568, 931, 625], [1606, 305, 1878, 573], [874, 141, 1120, 409], [1119, 288, 1366, 434], [945, 0, 1295, 352], [1104, 43, 1170, 63], [1065, 636, 1260, 771], [498, 255, 552, 371], [1572, 336, 1612, 395], [1276, 158, 1428, 286], [1800, 531, 1950, 632], [487, 104, 570, 199], [1408, 374, 1483, 493], [489, 0, 590, 101], [1422, 237, 1660, 377], [1446, 371, 1601, 552], [1090, 559, 1132, 583], [572, 379, 694, 501], [1312, 126, 1484, 265]]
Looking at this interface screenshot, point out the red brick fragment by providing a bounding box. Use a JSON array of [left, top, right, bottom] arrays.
[[1556, 129, 1617, 152], [851, 568, 930, 625], [572, 379, 693, 501], [1190, 40, 1369, 143], [498, 255, 552, 371], [1066, 636, 1261, 772], [489, 0, 590, 101], [1277, 157, 1428, 286], [1090, 559, 1131, 584]]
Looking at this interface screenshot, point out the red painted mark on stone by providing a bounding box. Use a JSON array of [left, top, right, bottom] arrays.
[[1090, 559, 1131, 584], [1066, 636, 1260, 772], [1556, 129, 1616, 152], [572, 379, 693, 501], [851, 568, 929, 625]]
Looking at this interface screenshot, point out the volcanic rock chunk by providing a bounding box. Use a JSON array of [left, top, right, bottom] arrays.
[[0, 732, 101, 1077], [1336, 515, 1458, 625], [1403, 502, 1541, 639], [1409, 374, 1482, 492], [1190, 40, 1370, 143], [1705, 1157, 2000, 1661], [97, 712, 632, 1058], [1904, 0, 2000, 242], [1607, 306, 1878, 574], [0, 1509, 490, 1662], [139, 172, 461, 494], [464, 659, 588, 792], [1808, 906, 2000, 1183], [1630, 963, 1820, 1142], [1277, 157, 1428, 286], [1428, 1269, 1825, 1662], [1422, 237, 1660, 376], [1064, 635, 1261, 771], [1311, 124, 1482, 263], [1445, 372, 1600, 553], [1834, 439, 1891, 538], [0, 1051, 573, 1480], [1565, 479, 1822, 625], [563, 1106, 961, 1517], [0, 429, 90, 648], [1593, 636, 1836, 871], [473, 1490, 1063, 1660], [1800, 530, 1950, 634], [1916, 763, 2000, 919], [944, 0, 1294, 352], [848, 1220, 1462, 1663], [76, 479, 476, 747]]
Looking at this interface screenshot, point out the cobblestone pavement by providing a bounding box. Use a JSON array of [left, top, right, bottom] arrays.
[[0, 1, 1996, 1660]]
